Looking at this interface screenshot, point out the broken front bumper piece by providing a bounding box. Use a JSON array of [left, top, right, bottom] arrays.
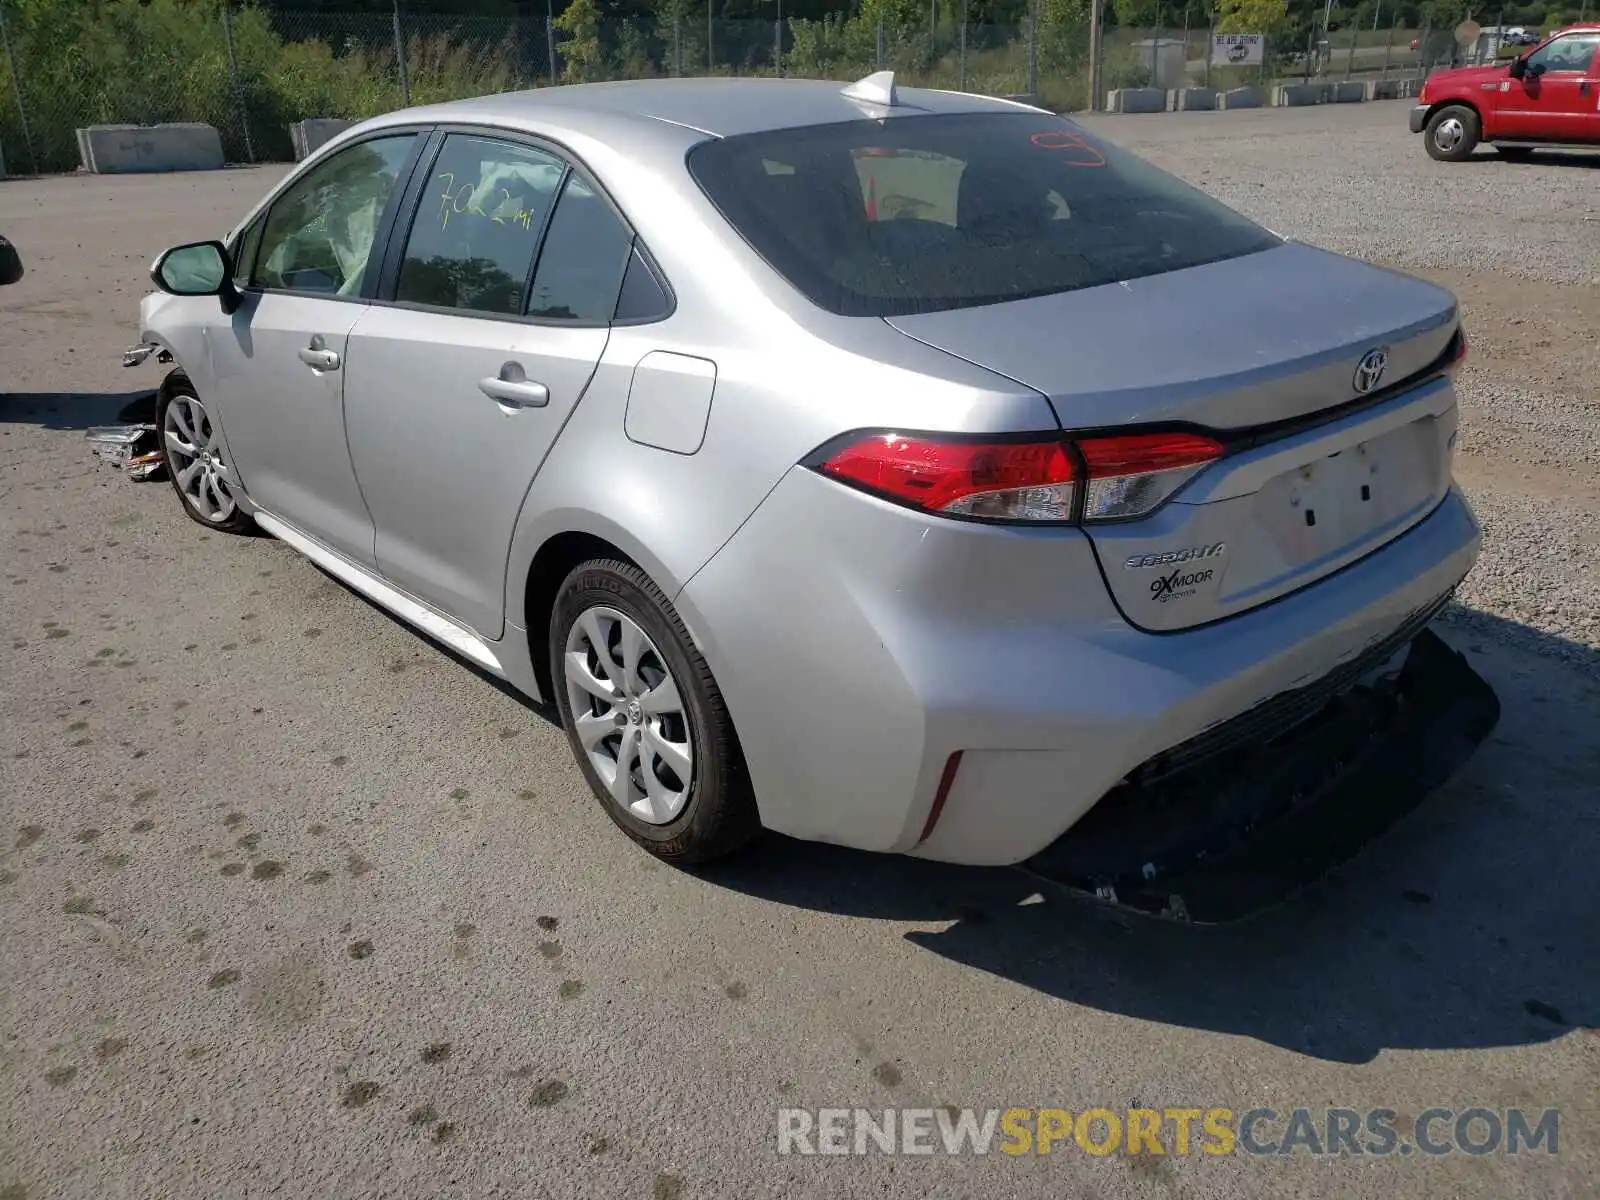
[[1024, 618, 1501, 924], [86, 425, 164, 480], [123, 342, 171, 369]]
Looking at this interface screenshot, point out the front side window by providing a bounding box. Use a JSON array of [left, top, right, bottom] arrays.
[[395, 134, 566, 315], [231, 218, 263, 287], [254, 134, 418, 296], [687, 113, 1281, 318], [1525, 33, 1600, 73]]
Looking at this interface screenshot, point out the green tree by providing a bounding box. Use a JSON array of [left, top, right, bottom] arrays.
[[1215, 0, 1290, 34], [554, 0, 604, 80], [1038, 0, 1091, 68]]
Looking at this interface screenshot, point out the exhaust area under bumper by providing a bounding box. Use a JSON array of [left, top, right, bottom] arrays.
[[1023, 624, 1500, 924]]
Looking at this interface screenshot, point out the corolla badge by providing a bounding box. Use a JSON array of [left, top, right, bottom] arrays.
[[1124, 542, 1225, 570], [1353, 347, 1388, 394]]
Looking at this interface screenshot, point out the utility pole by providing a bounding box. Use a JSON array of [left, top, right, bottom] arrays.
[[547, 0, 557, 83], [1087, 0, 1105, 111]]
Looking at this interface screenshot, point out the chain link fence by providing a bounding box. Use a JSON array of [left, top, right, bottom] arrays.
[[0, 1, 1428, 176], [0, 1, 1094, 174]]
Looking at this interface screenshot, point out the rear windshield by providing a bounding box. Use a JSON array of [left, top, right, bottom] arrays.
[[686, 112, 1280, 317]]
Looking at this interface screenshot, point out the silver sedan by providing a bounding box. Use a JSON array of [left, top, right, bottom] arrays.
[[131, 74, 1498, 920]]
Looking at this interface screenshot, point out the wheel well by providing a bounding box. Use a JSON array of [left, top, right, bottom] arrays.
[[524, 531, 636, 702], [1426, 98, 1480, 128], [157, 365, 190, 398]]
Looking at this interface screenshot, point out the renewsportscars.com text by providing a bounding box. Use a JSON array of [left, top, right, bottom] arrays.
[[777, 1106, 1559, 1158]]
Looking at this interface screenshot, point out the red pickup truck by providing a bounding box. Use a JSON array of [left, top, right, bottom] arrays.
[[1409, 23, 1600, 160]]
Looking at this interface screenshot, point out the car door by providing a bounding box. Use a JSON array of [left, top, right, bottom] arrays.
[[1499, 32, 1600, 141], [210, 132, 422, 566], [343, 132, 636, 637]]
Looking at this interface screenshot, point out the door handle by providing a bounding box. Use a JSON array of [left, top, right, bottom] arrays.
[[479, 363, 549, 409], [297, 335, 340, 372]]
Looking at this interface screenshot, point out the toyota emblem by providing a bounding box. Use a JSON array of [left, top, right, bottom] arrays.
[[1353, 348, 1388, 394]]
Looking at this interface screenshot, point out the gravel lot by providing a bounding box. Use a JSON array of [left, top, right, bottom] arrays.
[[2, 101, 1597, 1200]]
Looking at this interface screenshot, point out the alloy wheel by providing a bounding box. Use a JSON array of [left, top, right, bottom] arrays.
[[163, 393, 236, 523], [563, 605, 695, 825]]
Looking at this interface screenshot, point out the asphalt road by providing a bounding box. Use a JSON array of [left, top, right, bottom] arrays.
[[3, 101, 1598, 1199]]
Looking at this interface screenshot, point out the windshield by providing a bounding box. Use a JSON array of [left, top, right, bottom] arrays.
[[687, 112, 1281, 318]]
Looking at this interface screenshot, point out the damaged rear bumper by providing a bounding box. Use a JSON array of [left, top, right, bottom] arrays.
[[1023, 623, 1500, 923]]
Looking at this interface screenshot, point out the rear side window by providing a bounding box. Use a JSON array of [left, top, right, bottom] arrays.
[[395, 133, 566, 315], [526, 175, 634, 322], [613, 245, 671, 322], [687, 113, 1280, 317]]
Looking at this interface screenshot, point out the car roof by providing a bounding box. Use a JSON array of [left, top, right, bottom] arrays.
[[361, 76, 1047, 147]]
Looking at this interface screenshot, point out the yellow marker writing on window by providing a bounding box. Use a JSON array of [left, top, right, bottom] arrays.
[[436, 173, 489, 231]]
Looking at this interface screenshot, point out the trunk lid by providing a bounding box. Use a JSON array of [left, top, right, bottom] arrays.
[[887, 243, 1462, 631]]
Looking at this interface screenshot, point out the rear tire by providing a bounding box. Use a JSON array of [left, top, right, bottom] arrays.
[[550, 558, 759, 865], [1493, 144, 1535, 161], [156, 374, 253, 534], [1424, 105, 1480, 162]]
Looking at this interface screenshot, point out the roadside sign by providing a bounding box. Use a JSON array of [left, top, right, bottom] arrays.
[[1211, 33, 1265, 66]]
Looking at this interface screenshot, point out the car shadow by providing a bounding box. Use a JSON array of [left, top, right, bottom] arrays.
[[0, 389, 157, 429], [693, 611, 1598, 1063]]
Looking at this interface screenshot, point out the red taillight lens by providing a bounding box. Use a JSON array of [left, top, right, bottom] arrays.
[[1451, 328, 1468, 368], [817, 433, 1078, 521], [1077, 431, 1225, 521], [813, 428, 1227, 524]]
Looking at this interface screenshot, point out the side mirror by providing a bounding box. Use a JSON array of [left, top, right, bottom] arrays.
[[151, 240, 241, 312], [1508, 55, 1526, 77], [0, 235, 21, 286]]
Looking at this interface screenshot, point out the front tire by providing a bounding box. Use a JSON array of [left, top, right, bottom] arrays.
[[156, 374, 253, 534], [1424, 105, 1480, 162], [550, 559, 759, 864]]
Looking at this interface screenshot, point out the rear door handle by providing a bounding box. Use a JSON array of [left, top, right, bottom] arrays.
[[297, 335, 340, 372], [479, 363, 549, 409]]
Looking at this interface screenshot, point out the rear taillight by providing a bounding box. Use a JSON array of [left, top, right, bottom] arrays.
[[1450, 327, 1468, 369], [816, 433, 1078, 521], [1077, 431, 1225, 521], [811, 429, 1225, 524]]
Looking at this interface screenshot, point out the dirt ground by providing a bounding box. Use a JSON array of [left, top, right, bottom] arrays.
[[2, 102, 1597, 1200]]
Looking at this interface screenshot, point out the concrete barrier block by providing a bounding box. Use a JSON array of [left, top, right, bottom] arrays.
[[290, 118, 356, 161], [1332, 81, 1365, 103], [76, 124, 224, 174], [1106, 87, 1167, 114], [1170, 87, 1217, 111], [1273, 83, 1331, 106], [1218, 86, 1264, 110]]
